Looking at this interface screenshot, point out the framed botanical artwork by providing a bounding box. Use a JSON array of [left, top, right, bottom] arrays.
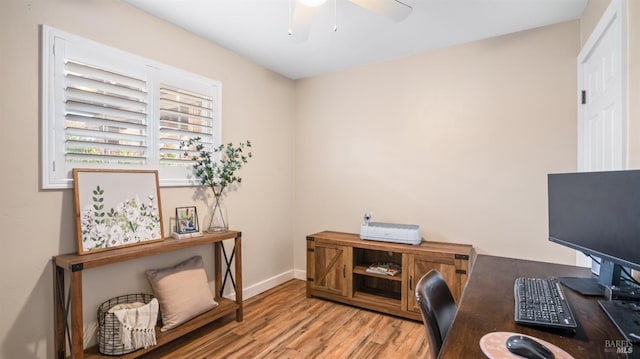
[[176, 206, 199, 234], [72, 169, 164, 255]]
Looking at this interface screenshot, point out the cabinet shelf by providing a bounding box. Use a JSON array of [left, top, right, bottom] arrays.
[[352, 290, 402, 308], [83, 298, 237, 358], [353, 266, 403, 281], [353, 271, 402, 301]]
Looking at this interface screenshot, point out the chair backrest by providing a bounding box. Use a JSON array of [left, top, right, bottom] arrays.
[[415, 270, 457, 358]]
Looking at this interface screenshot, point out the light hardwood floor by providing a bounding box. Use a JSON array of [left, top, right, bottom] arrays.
[[142, 279, 430, 358]]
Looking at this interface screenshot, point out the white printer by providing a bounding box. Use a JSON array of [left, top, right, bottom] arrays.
[[359, 213, 422, 245]]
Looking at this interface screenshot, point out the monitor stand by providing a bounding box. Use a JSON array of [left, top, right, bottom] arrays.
[[558, 277, 605, 296], [559, 260, 622, 296]]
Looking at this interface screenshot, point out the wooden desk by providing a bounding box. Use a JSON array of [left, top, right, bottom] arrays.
[[440, 254, 635, 359]]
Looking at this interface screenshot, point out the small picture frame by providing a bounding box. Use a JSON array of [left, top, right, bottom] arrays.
[[176, 206, 199, 234]]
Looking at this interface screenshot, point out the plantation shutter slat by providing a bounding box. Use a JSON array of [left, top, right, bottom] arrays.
[[64, 60, 148, 167]]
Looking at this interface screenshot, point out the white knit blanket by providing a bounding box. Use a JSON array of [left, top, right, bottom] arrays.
[[108, 298, 159, 349]]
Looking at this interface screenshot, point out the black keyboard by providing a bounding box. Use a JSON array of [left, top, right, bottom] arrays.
[[514, 277, 577, 329]]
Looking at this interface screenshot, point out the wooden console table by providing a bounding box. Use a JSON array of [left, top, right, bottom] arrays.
[[53, 230, 243, 359]]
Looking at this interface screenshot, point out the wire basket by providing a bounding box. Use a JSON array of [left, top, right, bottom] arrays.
[[97, 293, 157, 356]]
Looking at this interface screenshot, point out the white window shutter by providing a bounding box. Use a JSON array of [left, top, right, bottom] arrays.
[[154, 70, 221, 187], [42, 25, 221, 189], [159, 84, 214, 162], [64, 60, 148, 167]]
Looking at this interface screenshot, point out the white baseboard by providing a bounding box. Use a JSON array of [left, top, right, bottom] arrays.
[[293, 268, 306, 281], [222, 269, 300, 301]]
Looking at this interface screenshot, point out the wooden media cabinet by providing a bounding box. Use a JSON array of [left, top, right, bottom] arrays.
[[306, 231, 473, 321], [53, 230, 243, 359]]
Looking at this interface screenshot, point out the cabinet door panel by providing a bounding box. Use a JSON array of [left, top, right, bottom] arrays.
[[407, 255, 457, 313], [312, 243, 348, 297]]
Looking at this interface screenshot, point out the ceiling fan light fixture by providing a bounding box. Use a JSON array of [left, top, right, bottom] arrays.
[[298, 0, 328, 7]]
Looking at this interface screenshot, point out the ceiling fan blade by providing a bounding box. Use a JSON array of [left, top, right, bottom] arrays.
[[348, 0, 412, 22], [290, 1, 314, 42]]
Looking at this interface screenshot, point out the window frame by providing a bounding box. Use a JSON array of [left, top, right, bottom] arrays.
[[41, 25, 221, 189]]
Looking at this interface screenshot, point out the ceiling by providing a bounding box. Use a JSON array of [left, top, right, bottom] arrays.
[[121, 0, 588, 80]]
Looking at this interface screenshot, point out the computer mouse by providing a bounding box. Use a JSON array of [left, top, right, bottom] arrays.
[[506, 335, 555, 359]]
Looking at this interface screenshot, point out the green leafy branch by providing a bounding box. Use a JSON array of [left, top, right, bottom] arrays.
[[92, 186, 105, 225], [181, 137, 253, 198]]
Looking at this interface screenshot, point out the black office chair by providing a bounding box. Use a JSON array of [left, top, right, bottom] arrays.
[[415, 270, 457, 358]]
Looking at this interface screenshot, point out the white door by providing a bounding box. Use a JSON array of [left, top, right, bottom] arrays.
[[576, 0, 627, 267], [578, 0, 627, 172]]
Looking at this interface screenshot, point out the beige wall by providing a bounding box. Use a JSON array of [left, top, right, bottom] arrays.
[[580, 0, 613, 46], [0, 0, 295, 357], [293, 21, 580, 272]]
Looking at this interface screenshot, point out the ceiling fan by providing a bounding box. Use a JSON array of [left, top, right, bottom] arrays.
[[288, 0, 412, 41]]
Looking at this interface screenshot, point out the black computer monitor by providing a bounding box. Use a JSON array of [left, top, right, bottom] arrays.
[[548, 170, 640, 294]]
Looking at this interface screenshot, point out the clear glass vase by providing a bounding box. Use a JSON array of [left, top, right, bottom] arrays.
[[207, 195, 228, 232]]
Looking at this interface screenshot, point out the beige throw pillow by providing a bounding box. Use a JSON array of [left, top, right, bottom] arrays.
[[146, 256, 218, 331]]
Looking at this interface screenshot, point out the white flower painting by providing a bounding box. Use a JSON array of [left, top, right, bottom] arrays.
[[73, 170, 164, 254]]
